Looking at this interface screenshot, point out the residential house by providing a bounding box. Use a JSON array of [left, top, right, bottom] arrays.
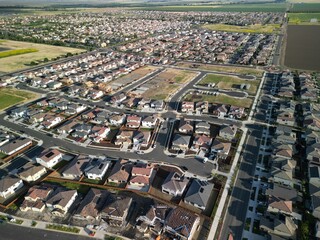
[[260, 215, 297, 239], [184, 179, 214, 210], [20, 185, 53, 212], [195, 122, 211, 135], [126, 115, 142, 129], [162, 172, 189, 197], [109, 113, 126, 126], [178, 120, 194, 134], [211, 139, 231, 159], [191, 135, 212, 153], [128, 165, 155, 191], [10, 107, 28, 118], [219, 125, 238, 141], [18, 162, 47, 182], [141, 115, 158, 129], [46, 189, 78, 217], [212, 104, 228, 118], [0, 138, 32, 156], [62, 155, 91, 180], [115, 130, 133, 147], [84, 158, 110, 180], [0, 176, 24, 199], [133, 131, 151, 148], [164, 207, 200, 240], [171, 134, 191, 151], [74, 188, 109, 220], [108, 160, 132, 184], [181, 102, 194, 114], [101, 195, 133, 226], [36, 149, 63, 169]]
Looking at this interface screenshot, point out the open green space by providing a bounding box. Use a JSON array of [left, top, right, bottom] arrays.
[[0, 48, 38, 59], [0, 93, 24, 111], [199, 74, 259, 95], [184, 93, 252, 108], [203, 24, 281, 34], [134, 3, 287, 12], [290, 3, 320, 12], [176, 62, 263, 77], [0, 88, 39, 110], [288, 13, 320, 24]]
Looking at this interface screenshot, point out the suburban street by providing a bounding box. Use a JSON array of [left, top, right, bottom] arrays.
[[0, 224, 96, 240], [219, 124, 263, 240]]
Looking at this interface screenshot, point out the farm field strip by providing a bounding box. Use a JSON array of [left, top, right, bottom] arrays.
[[203, 23, 281, 34], [0, 48, 38, 59]]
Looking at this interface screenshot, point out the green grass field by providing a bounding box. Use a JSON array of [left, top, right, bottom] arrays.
[[176, 62, 264, 77], [290, 3, 320, 12], [288, 13, 320, 24], [0, 93, 24, 110], [184, 93, 252, 108], [0, 88, 39, 110], [0, 48, 38, 59], [203, 24, 281, 34], [134, 3, 287, 12], [199, 74, 259, 95]]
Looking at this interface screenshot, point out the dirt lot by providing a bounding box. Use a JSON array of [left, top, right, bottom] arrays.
[[0, 40, 84, 73], [284, 25, 320, 71], [141, 68, 198, 100]]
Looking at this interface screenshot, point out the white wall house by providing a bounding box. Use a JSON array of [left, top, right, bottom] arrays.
[[0, 176, 24, 198], [36, 149, 63, 169]]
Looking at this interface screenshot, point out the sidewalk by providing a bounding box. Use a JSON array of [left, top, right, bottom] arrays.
[[0, 212, 130, 240]]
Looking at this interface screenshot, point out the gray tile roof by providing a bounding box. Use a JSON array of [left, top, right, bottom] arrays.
[[184, 179, 214, 209]]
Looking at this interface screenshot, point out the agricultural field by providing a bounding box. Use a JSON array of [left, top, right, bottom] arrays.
[[0, 48, 38, 59], [0, 88, 39, 111], [290, 3, 320, 12], [0, 40, 84, 74], [198, 74, 259, 95], [288, 13, 320, 24], [141, 68, 198, 100], [135, 3, 287, 12], [285, 25, 320, 71], [176, 62, 264, 77], [184, 93, 253, 108], [203, 24, 281, 34]]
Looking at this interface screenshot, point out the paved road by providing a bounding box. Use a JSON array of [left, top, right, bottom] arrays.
[[0, 114, 214, 177], [219, 124, 263, 240], [0, 224, 96, 240]]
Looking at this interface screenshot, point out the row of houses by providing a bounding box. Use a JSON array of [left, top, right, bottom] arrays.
[[111, 93, 165, 111], [181, 101, 246, 119], [259, 124, 301, 239], [170, 120, 237, 159]]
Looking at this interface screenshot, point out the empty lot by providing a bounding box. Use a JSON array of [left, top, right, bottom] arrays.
[[0, 40, 84, 73], [284, 25, 320, 71]]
